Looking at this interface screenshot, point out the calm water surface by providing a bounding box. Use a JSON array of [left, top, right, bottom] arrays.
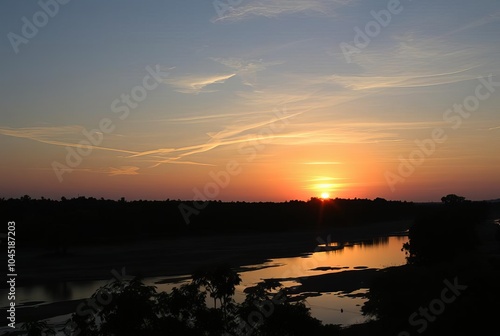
[[3, 235, 408, 328]]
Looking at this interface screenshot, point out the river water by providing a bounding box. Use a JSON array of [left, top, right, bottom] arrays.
[[2, 234, 408, 331]]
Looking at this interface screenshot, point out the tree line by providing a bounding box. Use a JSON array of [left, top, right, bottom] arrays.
[[0, 196, 415, 249]]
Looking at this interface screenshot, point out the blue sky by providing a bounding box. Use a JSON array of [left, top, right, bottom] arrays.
[[1, 0, 499, 201]]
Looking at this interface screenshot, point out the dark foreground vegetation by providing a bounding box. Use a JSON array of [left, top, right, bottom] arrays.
[[2, 195, 500, 335], [355, 195, 500, 336], [6, 265, 344, 336]]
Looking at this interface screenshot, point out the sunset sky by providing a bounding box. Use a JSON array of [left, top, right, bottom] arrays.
[[1, 0, 499, 202]]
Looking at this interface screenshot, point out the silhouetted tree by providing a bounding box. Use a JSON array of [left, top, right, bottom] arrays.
[[69, 278, 160, 336], [240, 280, 335, 336], [192, 265, 241, 311], [441, 194, 466, 204], [157, 282, 211, 334], [403, 196, 488, 265], [21, 320, 55, 336]]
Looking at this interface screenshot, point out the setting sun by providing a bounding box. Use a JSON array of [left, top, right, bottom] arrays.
[[321, 192, 330, 199]]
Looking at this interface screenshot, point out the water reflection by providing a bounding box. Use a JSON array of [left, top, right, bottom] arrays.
[[318, 236, 390, 250], [3, 235, 408, 327], [235, 235, 408, 325], [306, 290, 369, 326], [238, 235, 407, 287]]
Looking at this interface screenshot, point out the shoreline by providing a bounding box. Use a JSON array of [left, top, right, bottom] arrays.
[[10, 220, 412, 288], [3, 221, 411, 323], [4, 220, 412, 325]]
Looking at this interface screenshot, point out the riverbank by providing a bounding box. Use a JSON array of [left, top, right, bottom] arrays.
[[3, 220, 411, 326], [10, 219, 412, 288]]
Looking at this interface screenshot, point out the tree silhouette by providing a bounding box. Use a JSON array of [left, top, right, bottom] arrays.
[[192, 265, 241, 310], [157, 282, 211, 334], [403, 195, 488, 265], [441, 194, 466, 204], [69, 278, 160, 336], [21, 320, 55, 336]]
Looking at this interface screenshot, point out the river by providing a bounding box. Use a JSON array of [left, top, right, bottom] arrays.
[[2, 234, 408, 331]]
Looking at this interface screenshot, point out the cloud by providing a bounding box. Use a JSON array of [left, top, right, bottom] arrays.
[[106, 166, 140, 176], [0, 124, 219, 171], [212, 57, 267, 72], [206, 110, 301, 140], [0, 125, 138, 155], [162, 111, 262, 124], [330, 68, 479, 91], [211, 57, 283, 87], [302, 161, 342, 165], [332, 33, 500, 91], [165, 73, 236, 94], [163, 58, 281, 96], [306, 176, 347, 181], [212, 0, 354, 22], [445, 11, 500, 37], [126, 109, 303, 167], [124, 115, 434, 170], [0, 118, 441, 173], [0, 125, 82, 140]]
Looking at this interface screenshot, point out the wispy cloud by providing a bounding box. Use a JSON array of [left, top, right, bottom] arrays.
[[302, 161, 341, 165], [330, 67, 479, 91], [445, 11, 500, 37], [123, 116, 432, 169], [0, 126, 137, 155], [165, 73, 236, 94], [162, 111, 262, 124], [332, 32, 500, 91], [306, 177, 347, 182], [212, 57, 267, 71], [212, 0, 354, 22], [106, 166, 140, 176], [211, 57, 283, 87], [164, 57, 283, 97], [0, 117, 466, 175], [206, 111, 301, 140], [126, 110, 303, 167], [0, 125, 82, 141], [0, 125, 221, 171]]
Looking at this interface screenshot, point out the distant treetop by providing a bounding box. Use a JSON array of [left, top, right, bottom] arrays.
[[441, 194, 467, 204]]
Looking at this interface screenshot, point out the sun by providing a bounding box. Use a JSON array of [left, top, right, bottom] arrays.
[[321, 192, 330, 199]]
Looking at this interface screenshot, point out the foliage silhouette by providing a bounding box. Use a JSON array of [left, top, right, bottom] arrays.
[[9, 195, 500, 336], [0, 196, 415, 247], [362, 195, 499, 336], [403, 196, 489, 265], [20, 320, 55, 336], [69, 278, 160, 336], [48, 266, 342, 335], [193, 264, 242, 310], [440, 194, 466, 205]]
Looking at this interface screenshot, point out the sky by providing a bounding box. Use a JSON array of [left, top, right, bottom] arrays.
[[0, 0, 499, 202]]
